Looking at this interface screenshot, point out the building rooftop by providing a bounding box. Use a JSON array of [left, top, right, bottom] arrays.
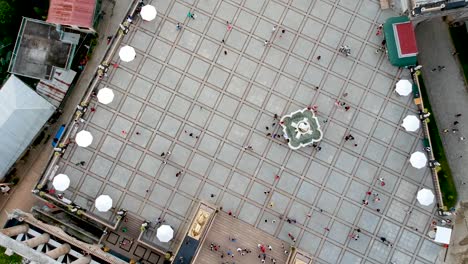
[[0, 75, 55, 179], [8, 18, 75, 80], [47, 0, 97, 28]]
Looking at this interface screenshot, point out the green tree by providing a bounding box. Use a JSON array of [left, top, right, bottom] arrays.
[[0, 1, 14, 25]]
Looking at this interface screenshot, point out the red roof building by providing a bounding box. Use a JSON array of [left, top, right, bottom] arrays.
[[394, 22, 418, 58], [46, 0, 97, 32]]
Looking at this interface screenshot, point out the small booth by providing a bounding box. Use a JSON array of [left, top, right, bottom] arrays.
[[383, 16, 418, 67], [434, 226, 452, 245]]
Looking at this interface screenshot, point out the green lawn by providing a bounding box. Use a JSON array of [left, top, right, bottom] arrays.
[[417, 75, 458, 209], [449, 23, 468, 84], [0, 246, 22, 264]]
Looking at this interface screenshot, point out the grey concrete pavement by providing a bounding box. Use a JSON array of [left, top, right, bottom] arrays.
[[416, 19, 468, 201], [36, 0, 449, 263]]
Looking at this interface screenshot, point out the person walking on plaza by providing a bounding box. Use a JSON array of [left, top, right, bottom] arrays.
[[187, 11, 196, 19], [280, 29, 285, 38], [376, 24, 383, 35]]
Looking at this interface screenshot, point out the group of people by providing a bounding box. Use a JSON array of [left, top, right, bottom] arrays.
[[338, 45, 351, 56], [335, 100, 351, 111], [207, 236, 279, 263], [375, 24, 387, 54]]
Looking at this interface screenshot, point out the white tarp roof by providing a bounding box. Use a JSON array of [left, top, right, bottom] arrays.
[[0, 75, 55, 179], [434, 226, 452, 244]]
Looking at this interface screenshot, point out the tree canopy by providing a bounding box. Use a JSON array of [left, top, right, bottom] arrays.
[[0, 1, 14, 25]]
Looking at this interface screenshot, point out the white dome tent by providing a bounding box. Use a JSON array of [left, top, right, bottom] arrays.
[[140, 5, 157, 21], [416, 188, 435, 206], [95, 195, 113, 212], [97, 88, 114, 105], [395, 79, 412, 96], [52, 174, 70, 191], [119, 45, 136, 62], [402, 115, 420, 132], [156, 225, 174, 242], [409, 151, 427, 169], [75, 130, 93, 147]]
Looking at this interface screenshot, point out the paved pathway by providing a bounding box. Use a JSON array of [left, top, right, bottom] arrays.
[[415, 18, 468, 201], [44, 0, 447, 263]]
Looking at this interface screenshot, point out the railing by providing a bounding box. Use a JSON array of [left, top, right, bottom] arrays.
[[35, 192, 123, 230], [412, 71, 444, 209], [13, 210, 127, 264]]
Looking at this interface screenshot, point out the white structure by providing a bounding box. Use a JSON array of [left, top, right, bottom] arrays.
[[434, 226, 452, 245], [97, 88, 114, 105], [395, 79, 412, 96], [410, 151, 428, 169], [95, 195, 112, 212], [402, 115, 420, 132], [75, 130, 93, 147], [417, 188, 435, 206], [140, 5, 157, 21], [156, 225, 174, 242], [0, 75, 56, 180], [52, 174, 70, 191], [119, 46, 136, 62], [280, 108, 323, 150]]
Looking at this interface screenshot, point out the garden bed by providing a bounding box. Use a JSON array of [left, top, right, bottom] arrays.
[[0, 246, 22, 264]]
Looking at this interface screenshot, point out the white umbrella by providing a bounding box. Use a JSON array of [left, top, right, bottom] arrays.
[[75, 130, 93, 147], [395, 79, 412, 96], [95, 195, 113, 212], [140, 5, 157, 21], [156, 225, 174, 242], [119, 45, 136, 62], [52, 174, 70, 191], [410, 151, 427, 169], [97, 87, 114, 105], [402, 115, 420, 132], [417, 188, 435, 206]]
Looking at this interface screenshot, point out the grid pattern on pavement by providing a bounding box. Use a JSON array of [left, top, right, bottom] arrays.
[[196, 210, 289, 263], [57, 0, 444, 263]]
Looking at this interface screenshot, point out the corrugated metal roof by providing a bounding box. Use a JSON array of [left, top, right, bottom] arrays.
[[46, 0, 97, 28], [36, 69, 77, 107]]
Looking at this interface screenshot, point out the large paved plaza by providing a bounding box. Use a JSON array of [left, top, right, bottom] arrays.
[[58, 0, 443, 263]]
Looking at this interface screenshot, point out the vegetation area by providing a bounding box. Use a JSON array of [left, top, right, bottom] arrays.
[[0, 246, 22, 264], [449, 22, 468, 84], [0, 0, 49, 85], [417, 75, 458, 209]]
